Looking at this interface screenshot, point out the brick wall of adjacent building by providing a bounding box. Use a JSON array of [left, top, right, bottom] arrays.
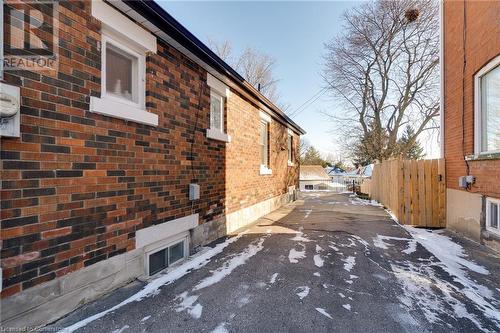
[[443, 0, 500, 197], [226, 91, 299, 214], [0, 0, 228, 298]]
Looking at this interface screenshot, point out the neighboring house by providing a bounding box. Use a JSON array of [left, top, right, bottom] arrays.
[[344, 164, 373, 179], [0, 0, 304, 327], [299, 165, 333, 191], [326, 165, 345, 178], [442, 0, 499, 251]]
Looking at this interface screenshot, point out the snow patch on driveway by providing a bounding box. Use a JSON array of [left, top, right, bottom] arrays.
[[211, 322, 228, 333], [342, 304, 351, 311], [291, 227, 312, 242], [329, 243, 339, 252], [342, 256, 356, 272], [405, 227, 489, 276], [392, 262, 495, 332], [402, 227, 499, 329], [373, 235, 417, 254], [111, 325, 129, 333], [175, 292, 203, 319], [289, 244, 306, 263], [313, 254, 324, 267], [315, 308, 333, 319], [193, 237, 266, 291], [296, 286, 310, 300], [349, 197, 382, 207]]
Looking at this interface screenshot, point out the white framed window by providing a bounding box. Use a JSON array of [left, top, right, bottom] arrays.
[[102, 33, 144, 108], [210, 90, 224, 132], [287, 129, 294, 166], [474, 55, 500, 155], [148, 237, 188, 276], [206, 73, 231, 142], [486, 197, 500, 235], [259, 111, 272, 175], [90, 0, 158, 126], [260, 120, 269, 167]]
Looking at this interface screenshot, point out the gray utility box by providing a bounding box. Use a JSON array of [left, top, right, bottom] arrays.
[[189, 183, 200, 201]]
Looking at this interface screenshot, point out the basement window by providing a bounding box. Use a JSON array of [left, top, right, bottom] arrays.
[[148, 239, 187, 276], [486, 197, 500, 235], [305, 185, 314, 190]]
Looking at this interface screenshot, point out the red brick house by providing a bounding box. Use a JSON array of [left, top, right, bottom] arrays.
[[0, 0, 304, 327], [442, 0, 499, 251]]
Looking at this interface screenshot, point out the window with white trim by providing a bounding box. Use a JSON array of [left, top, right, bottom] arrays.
[[90, 0, 158, 126], [102, 34, 144, 107], [259, 111, 272, 175], [287, 133, 293, 165], [206, 74, 231, 142], [260, 120, 269, 167], [210, 90, 224, 132], [474, 55, 500, 154], [486, 197, 500, 235]]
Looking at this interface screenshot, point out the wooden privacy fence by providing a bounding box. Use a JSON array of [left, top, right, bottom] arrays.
[[369, 159, 446, 228]]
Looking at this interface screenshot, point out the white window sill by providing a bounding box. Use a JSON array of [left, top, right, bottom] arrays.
[[206, 128, 231, 142], [260, 165, 272, 175], [288, 161, 295, 167], [90, 96, 158, 126], [486, 226, 500, 237], [466, 152, 500, 161]]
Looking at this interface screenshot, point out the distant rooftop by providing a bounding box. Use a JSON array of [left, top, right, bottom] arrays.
[[300, 165, 331, 181]]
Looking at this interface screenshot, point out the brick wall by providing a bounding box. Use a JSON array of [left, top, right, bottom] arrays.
[[1, 0, 227, 297], [443, 0, 500, 197], [226, 91, 299, 214]]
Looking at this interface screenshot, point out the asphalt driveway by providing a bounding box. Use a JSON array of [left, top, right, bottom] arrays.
[[53, 192, 500, 333]]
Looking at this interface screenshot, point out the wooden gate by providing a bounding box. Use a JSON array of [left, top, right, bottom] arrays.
[[369, 159, 446, 228]]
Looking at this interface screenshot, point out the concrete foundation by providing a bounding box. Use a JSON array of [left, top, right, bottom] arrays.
[[446, 188, 500, 252], [1, 248, 144, 329], [190, 216, 227, 249], [225, 191, 295, 234], [446, 188, 482, 242]]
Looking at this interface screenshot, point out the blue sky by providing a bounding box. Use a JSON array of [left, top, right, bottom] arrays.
[[159, 0, 361, 159]]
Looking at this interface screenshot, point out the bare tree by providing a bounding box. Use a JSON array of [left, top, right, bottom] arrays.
[[207, 38, 283, 106], [236, 47, 280, 102], [207, 37, 233, 63], [323, 0, 440, 162], [299, 138, 312, 161]]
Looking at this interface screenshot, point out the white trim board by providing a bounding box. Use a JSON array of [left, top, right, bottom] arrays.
[[207, 73, 230, 97], [92, 0, 157, 53], [136, 214, 199, 248], [206, 128, 231, 142], [259, 110, 272, 123], [90, 96, 158, 126]]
